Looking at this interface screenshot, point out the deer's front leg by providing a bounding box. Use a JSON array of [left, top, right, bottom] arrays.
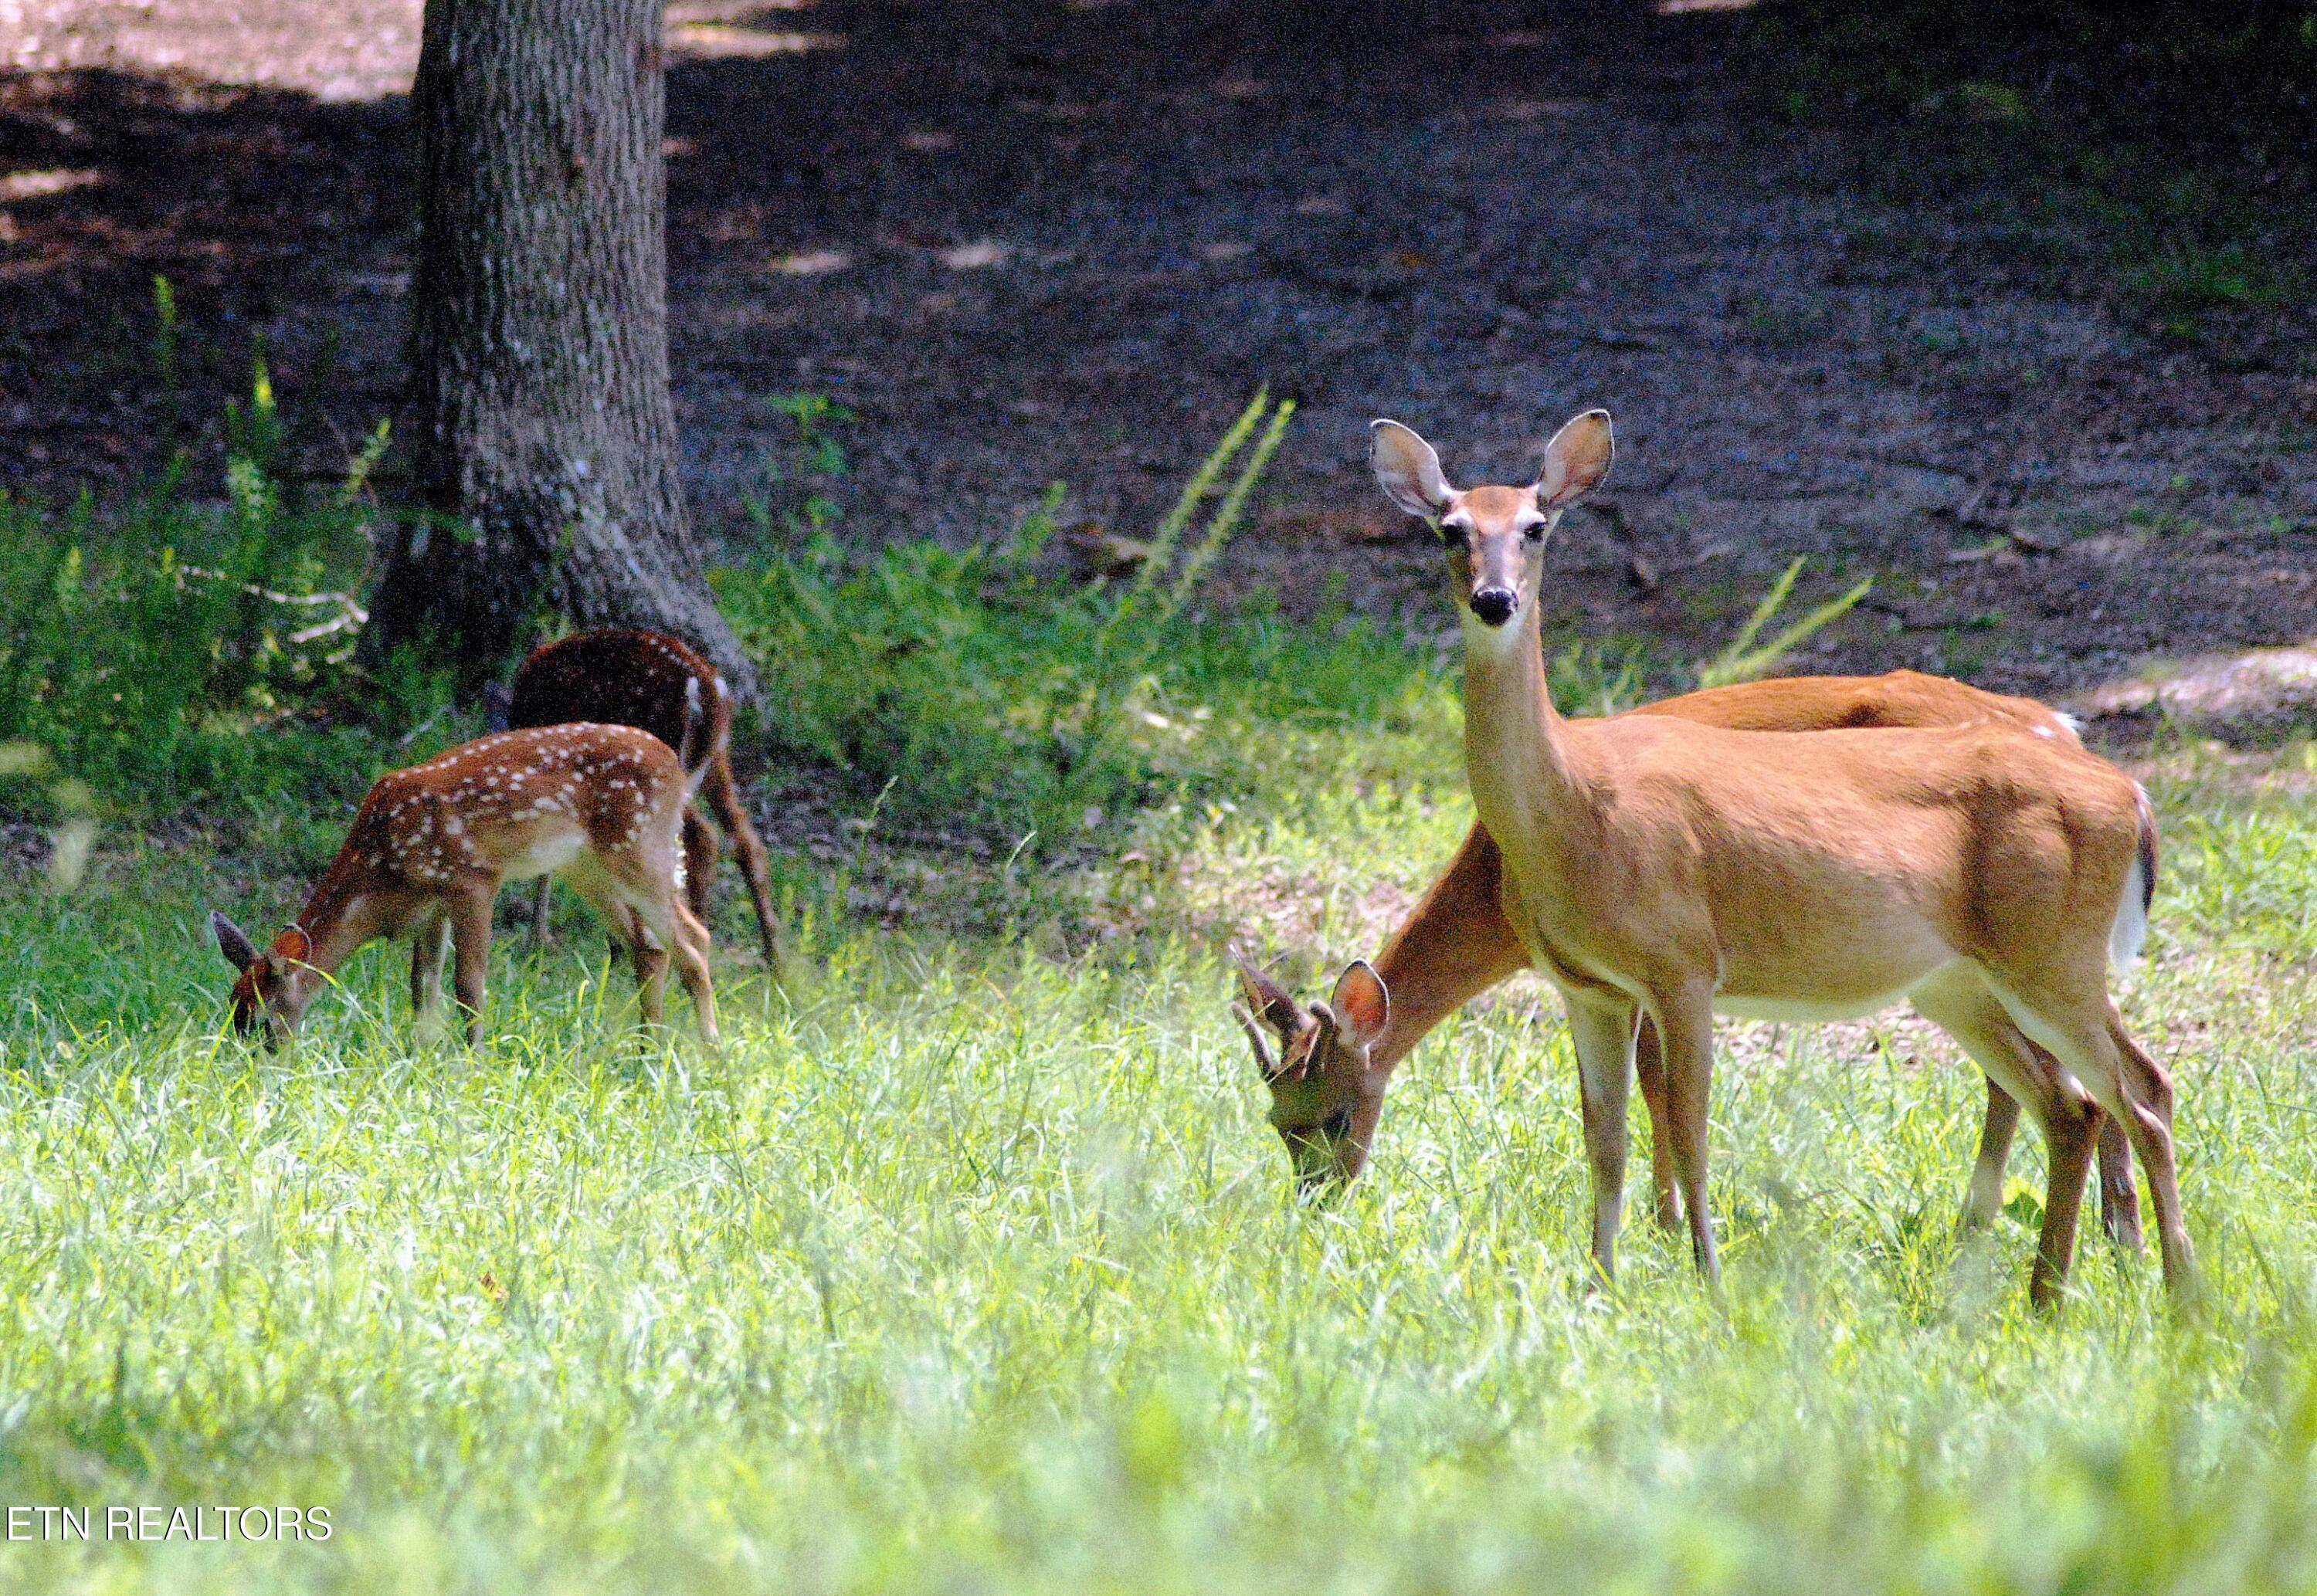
[[1565, 996, 1640, 1288], [1633, 1018, 1682, 1232], [448, 886, 496, 1045], [1649, 981, 1722, 1292]]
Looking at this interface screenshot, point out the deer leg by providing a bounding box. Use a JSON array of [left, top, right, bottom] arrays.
[[680, 805, 717, 923], [626, 888, 717, 1045], [667, 899, 720, 1049], [1998, 985, 2197, 1303], [410, 910, 450, 1038], [527, 876, 554, 949], [1648, 984, 1722, 1292], [1566, 998, 1640, 1287], [704, 754, 782, 971], [1985, 1041, 2141, 1252], [448, 887, 495, 1045], [2091, 1106, 2145, 1255], [2103, 1005, 2193, 1296], [630, 930, 671, 1027], [1633, 1015, 1682, 1232], [1962, 1076, 2021, 1236], [1912, 973, 2094, 1309]]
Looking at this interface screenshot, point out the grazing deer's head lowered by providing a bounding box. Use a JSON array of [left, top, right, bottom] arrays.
[[213, 915, 319, 1048], [210, 723, 719, 1048], [1369, 410, 1615, 637], [1231, 951, 1390, 1191]]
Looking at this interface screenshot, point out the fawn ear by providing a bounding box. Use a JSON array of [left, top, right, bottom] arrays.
[[212, 910, 259, 972], [1369, 420, 1456, 519], [1230, 948, 1306, 1042], [480, 681, 512, 735], [1328, 960, 1390, 1048], [1535, 408, 1614, 509]]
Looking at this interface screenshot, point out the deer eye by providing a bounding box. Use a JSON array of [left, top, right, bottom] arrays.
[[1521, 521, 1547, 542]]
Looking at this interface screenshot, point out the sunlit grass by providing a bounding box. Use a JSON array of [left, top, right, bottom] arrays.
[[2, 690, 2315, 1591]]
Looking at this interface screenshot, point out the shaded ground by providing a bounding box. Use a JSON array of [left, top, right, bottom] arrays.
[[3, 0, 2313, 710]]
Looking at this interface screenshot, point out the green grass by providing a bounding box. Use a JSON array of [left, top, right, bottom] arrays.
[[6, 357, 2317, 1588], [3, 652, 2317, 1590]]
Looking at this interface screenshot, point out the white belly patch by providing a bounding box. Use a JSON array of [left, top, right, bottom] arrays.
[[501, 831, 585, 882], [1714, 991, 1912, 1023]]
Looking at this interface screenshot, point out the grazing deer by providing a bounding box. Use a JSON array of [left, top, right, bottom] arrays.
[[1237, 409, 2189, 1308], [210, 724, 719, 1047], [484, 628, 783, 970], [1233, 669, 2146, 1256]]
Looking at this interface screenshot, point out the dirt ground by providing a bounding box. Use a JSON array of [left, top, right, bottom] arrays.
[[3, 0, 2313, 720]]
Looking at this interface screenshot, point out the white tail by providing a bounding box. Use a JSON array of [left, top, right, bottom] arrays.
[[1344, 411, 2193, 1308], [2111, 783, 2158, 968], [211, 723, 718, 1046]]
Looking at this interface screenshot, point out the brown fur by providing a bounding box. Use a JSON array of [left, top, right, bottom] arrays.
[[213, 724, 718, 1046], [1239, 668, 2147, 1256], [1272, 413, 2195, 1308], [504, 627, 784, 969]]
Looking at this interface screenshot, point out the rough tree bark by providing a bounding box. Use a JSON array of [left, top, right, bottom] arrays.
[[367, 0, 758, 700]]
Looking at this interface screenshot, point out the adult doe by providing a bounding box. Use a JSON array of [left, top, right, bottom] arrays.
[[1237, 409, 2186, 1309], [1233, 669, 2146, 1256]]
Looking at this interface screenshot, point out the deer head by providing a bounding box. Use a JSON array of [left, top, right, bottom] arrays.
[[212, 911, 321, 1047], [1369, 409, 1615, 639], [1230, 950, 1392, 1192]]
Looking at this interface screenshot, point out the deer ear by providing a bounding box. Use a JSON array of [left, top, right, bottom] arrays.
[[1369, 420, 1456, 519], [1535, 408, 1614, 509], [212, 911, 260, 972], [1230, 948, 1306, 1041], [1328, 960, 1390, 1047]]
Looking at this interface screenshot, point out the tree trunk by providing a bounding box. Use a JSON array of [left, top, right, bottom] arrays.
[[368, 0, 758, 701]]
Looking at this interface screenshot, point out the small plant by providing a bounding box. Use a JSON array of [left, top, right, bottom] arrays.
[[744, 391, 855, 544], [1696, 556, 1873, 689], [151, 273, 181, 429]]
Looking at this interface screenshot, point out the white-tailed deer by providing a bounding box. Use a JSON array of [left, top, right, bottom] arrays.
[[484, 628, 782, 970], [210, 723, 719, 1047], [1233, 669, 2146, 1256], [1244, 410, 2189, 1308]]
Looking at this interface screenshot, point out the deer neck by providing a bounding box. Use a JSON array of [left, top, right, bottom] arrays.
[[1457, 601, 1594, 906], [290, 862, 386, 978]]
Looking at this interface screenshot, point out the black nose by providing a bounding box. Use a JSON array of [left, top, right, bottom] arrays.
[[1470, 587, 1517, 627]]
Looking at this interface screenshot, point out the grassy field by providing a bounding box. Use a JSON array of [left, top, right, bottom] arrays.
[[2, 382, 2315, 1590], [3, 616, 2317, 1591]]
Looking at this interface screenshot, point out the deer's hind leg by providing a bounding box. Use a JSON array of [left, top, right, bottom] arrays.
[[1910, 967, 2097, 1309], [558, 859, 670, 1025], [585, 846, 719, 1048], [1993, 978, 2196, 1303]]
